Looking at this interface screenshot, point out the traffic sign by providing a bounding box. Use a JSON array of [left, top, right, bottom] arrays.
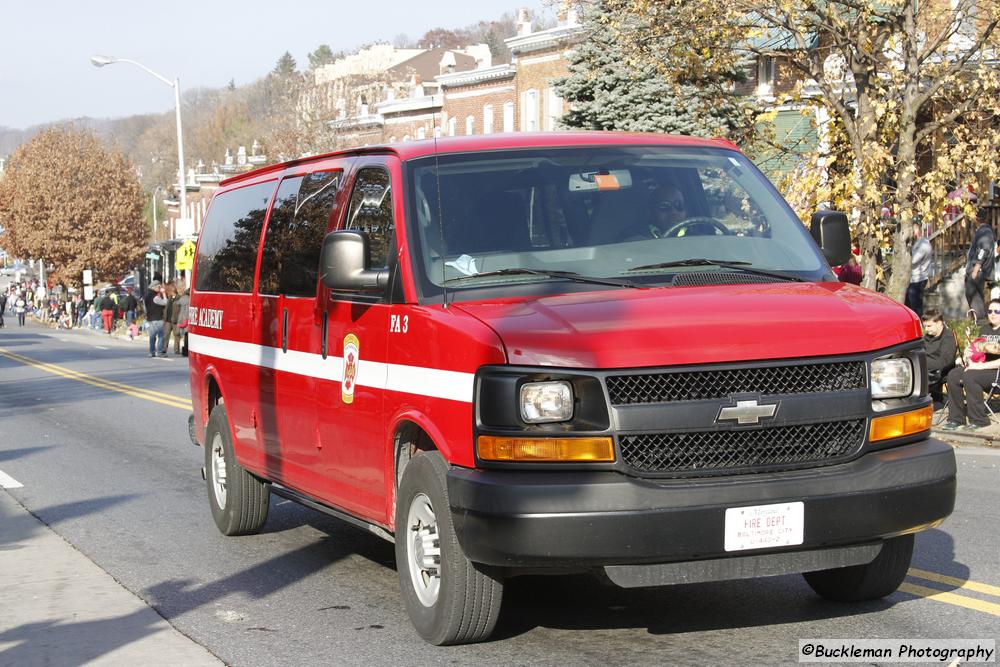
[[175, 239, 196, 271]]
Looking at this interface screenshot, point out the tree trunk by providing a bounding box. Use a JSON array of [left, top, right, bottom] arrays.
[[885, 130, 918, 303]]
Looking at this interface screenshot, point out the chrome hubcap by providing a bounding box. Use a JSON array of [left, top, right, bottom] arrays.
[[210, 433, 227, 509], [406, 493, 441, 607]]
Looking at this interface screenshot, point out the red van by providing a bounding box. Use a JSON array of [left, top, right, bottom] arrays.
[[187, 133, 955, 645]]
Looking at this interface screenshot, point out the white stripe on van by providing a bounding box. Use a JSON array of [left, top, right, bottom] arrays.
[[188, 333, 475, 403]]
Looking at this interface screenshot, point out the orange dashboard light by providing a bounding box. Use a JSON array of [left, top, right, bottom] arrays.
[[478, 435, 615, 462], [870, 405, 933, 442]]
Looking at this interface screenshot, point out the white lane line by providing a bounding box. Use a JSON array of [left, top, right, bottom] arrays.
[[93, 346, 109, 350], [0, 469, 23, 489]]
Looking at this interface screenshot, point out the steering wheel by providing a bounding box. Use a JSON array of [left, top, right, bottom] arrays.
[[661, 217, 732, 238]]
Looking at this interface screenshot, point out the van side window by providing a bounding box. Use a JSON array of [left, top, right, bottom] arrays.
[[259, 170, 341, 297], [195, 181, 275, 293], [345, 168, 393, 269]]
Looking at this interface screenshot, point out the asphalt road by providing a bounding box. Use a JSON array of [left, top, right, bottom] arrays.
[[0, 321, 997, 666]]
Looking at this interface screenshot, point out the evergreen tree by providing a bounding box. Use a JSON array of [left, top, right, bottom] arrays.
[[553, 1, 751, 139], [307, 45, 335, 70], [273, 51, 297, 77]]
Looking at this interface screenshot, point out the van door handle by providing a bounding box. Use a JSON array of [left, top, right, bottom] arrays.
[[321, 310, 328, 359], [282, 309, 288, 353]]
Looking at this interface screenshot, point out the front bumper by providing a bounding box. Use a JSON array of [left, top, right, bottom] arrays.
[[448, 438, 955, 568]]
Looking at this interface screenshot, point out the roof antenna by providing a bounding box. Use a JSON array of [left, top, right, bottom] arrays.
[[432, 111, 448, 308]]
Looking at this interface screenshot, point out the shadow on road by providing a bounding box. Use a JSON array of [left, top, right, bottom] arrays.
[[0, 445, 53, 463], [0, 494, 139, 549], [0, 608, 183, 666]]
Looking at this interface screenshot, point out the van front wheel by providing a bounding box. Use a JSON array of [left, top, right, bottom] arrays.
[[395, 451, 503, 645], [205, 405, 269, 536], [803, 534, 914, 602]]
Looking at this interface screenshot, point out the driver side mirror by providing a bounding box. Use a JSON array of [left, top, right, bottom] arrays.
[[810, 211, 852, 267], [320, 230, 389, 292]]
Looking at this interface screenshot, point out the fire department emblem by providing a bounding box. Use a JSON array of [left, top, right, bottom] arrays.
[[342, 334, 360, 404]]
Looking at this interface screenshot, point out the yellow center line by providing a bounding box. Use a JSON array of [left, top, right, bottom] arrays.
[[898, 582, 1000, 617], [908, 567, 1000, 597], [0, 348, 192, 411]]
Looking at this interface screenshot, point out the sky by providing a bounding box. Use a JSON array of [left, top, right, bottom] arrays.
[[0, 0, 548, 129]]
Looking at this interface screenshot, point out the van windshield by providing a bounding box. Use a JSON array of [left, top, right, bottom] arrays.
[[405, 146, 830, 301]]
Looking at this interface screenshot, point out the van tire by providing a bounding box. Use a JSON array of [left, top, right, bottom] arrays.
[[395, 451, 503, 645], [803, 534, 914, 602], [205, 405, 269, 536]]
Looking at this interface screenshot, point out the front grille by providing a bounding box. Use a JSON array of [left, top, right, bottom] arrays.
[[619, 419, 866, 476], [606, 361, 867, 405]]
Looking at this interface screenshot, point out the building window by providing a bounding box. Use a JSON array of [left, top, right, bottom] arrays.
[[434, 126, 442, 138], [448, 117, 457, 136], [756, 56, 776, 97], [417, 127, 427, 140], [545, 89, 563, 131], [466, 115, 475, 136], [483, 104, 494, 134], [523, 89, 538, 131], [503, 102, 514, 132]]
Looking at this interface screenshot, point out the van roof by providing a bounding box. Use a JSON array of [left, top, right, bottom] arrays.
[[219, 132, 740, 188]]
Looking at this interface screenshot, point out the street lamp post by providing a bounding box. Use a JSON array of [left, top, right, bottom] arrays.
[[90, 55, 187, 231]]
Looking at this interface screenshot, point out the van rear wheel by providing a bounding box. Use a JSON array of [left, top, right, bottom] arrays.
[[395, 451, 503, 645], [803, 534, 914, 602], [205, 405, 269, 536]]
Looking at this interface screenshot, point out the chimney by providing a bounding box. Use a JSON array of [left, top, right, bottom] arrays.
[[439, 50, 457, 75], [517, 7, 532, 36]]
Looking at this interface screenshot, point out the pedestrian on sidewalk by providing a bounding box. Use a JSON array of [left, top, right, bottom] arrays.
[[99, 291, 115, 334], [15, 293, 26, 326], [906, 221, 932, 317], [174, 284, 190, 356], [0, 292, 6, 328], [161, 282, 179, 356], [144, 280, 168, 357], [922, 309, 957, 411], [120, 288, 138, 329], [942, 298, 1000, 432], [964, 207, 995, 320]]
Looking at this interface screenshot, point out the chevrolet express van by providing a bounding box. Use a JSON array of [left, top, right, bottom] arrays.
[[187, 133, 955, 645]]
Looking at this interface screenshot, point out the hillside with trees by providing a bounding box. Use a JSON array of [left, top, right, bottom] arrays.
[[0, 10, 538, 194]]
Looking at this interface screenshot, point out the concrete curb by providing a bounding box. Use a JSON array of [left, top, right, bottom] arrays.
[[931, 427, 1000, 447], [0, 490, 221, 666]]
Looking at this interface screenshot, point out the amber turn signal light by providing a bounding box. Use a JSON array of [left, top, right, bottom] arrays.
[[477, 435, 615, 462], [869, 405, 933, 442]]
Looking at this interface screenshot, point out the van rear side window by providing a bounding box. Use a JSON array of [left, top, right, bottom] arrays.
[[195, 181, 276, 293], [258, 170, 341, 297]]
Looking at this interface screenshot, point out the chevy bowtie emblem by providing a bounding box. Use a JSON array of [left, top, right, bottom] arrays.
[[717, 399, 778, 425]]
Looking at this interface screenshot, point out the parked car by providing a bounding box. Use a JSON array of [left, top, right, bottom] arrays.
[[187, 133, 955, 645]]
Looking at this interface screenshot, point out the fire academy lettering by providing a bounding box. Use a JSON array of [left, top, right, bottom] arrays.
[[189, 306, 223, 330]]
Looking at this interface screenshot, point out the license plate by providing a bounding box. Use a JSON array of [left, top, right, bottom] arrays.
[[724, 502, 804, 552]]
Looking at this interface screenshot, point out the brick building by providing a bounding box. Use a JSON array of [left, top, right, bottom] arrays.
[[504, 7, 583, 132], [437, 64, 517, 136], [320, 46, 486, 147]]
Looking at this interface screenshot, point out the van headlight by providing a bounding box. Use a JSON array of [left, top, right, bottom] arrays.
[[520, 381, 574, 423], [871, 358, 913, 399]]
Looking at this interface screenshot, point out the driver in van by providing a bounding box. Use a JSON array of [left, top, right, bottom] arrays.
[[650, 184, 687, 236], [620, 184, 689, 241]]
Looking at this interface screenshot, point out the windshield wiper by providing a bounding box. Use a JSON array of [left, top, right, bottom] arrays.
[[443, 268, 642, 289], [627, 258, 806, 283]]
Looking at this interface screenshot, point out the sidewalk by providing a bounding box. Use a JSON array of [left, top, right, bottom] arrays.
[[0, 490, 220, 666]]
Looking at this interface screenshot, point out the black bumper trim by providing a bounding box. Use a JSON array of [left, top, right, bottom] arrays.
[[604, 543, 882, 587], [448, 438, 956, 567]]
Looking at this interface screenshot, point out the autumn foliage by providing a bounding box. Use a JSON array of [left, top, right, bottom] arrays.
[[604, 0, 1000, 300], [0, 127, 146, 287]]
